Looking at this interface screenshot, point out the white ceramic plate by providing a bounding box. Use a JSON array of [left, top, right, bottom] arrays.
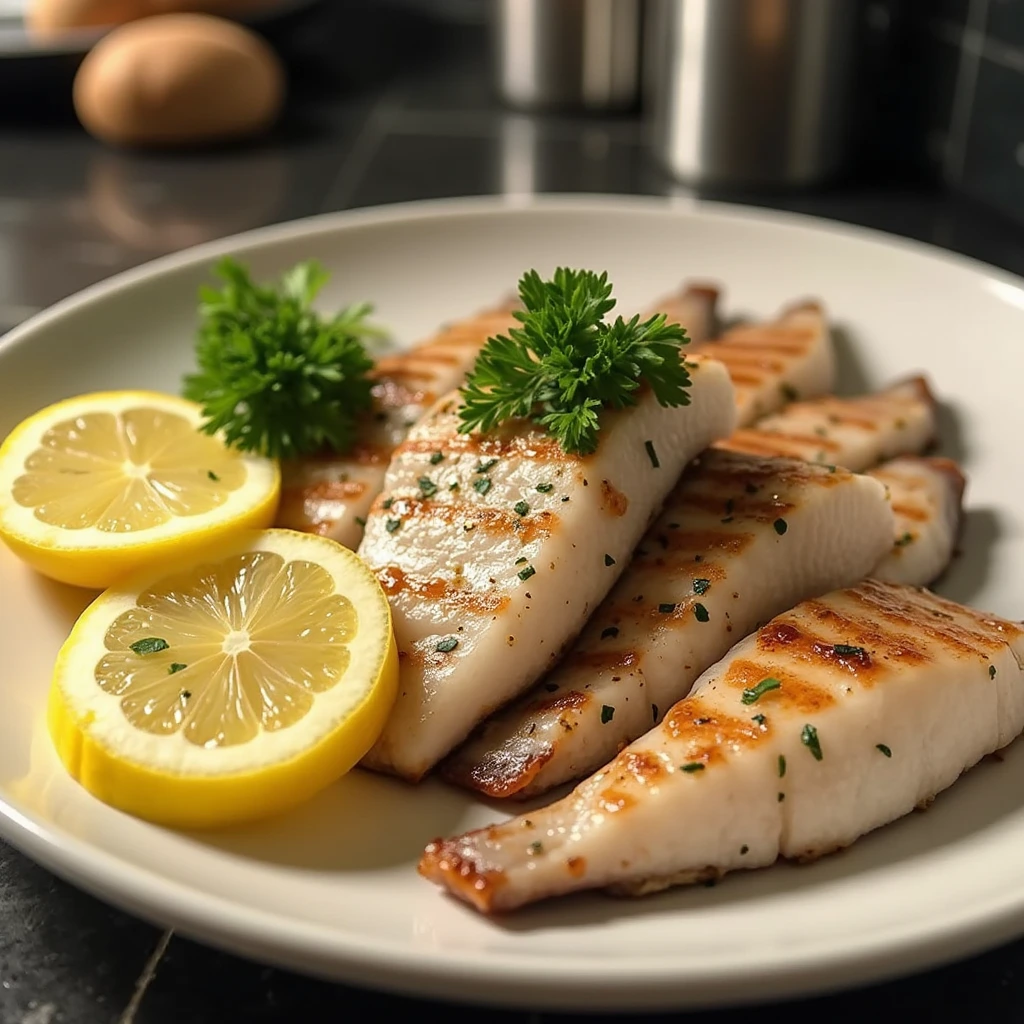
[[2, 195, 1024, 1012]]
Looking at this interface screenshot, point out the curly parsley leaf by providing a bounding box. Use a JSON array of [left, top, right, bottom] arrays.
[[182, 257, 382, 460], [457, 268, 691, 455]]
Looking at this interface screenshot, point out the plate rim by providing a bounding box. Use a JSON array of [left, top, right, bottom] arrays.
[[3, 192, 1024, 1010]]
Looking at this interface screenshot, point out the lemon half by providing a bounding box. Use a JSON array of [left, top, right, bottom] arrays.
[[48, 528, 398, 828], [0, 390, 280, 589]]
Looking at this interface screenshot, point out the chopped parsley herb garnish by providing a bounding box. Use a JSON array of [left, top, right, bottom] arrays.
[[895, 532, 913, 547], [181, 689, 192, 700], [741, 677, 781, 705], [645, 440, 660, 468], [436, 637, 459, 653], [659, 602, 676, 614], [536, 482, 553, 493], [382, 496, 394, 509], [990, 665, 997, 679], [826, 464, 837, 473], [751, 713, 767, 726], [778, 755, 786, 778], [604, 553, 616, 566], [429, 451, 445, 465], [680, 762, 705, 773], [518, 564, 536, 581], [207, 470, 220, 482], [801, 723, 823, 761], [773, 518, 788, 535], [515, 556, 528, 565], [833, 644, 866, 658], [385, 518, 402, 534], [355, 516, 366, 527], [876, 743, 892, 757], [740, 845, 749, 855], [652, 703, 659, 722], [130, 637, 169, 656], [476, 458, 498, 473], [418, 476, 438, 497], [693, 578, 710, 595], [694, 603, 710, 622], [449, 481, 459, 491], [528, 841, 543, 855], [600, 704, 615, 724], [473, 477, 492, 496], [168, 663, 187, 675], [601, 626, 619, 639], [561, 495, 570, 502], [514, 500, 530, 516]]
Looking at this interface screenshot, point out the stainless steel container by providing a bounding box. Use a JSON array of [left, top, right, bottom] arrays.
[[645, 0, 860, 188], [493, 0, 643, 112]]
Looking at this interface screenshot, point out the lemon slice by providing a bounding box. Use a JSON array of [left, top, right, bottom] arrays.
[[48, 528, 398, 828], [0, 390, 280, 589]]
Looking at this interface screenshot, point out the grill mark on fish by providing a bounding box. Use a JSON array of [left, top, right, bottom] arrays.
[[663, 699, 765, 758], [634, 528, 755, 561], [377, 564, 511, 614], [530, 688, 593, 714], [756, 607, 925, 677], [890, 502, 930, 522], [844, 583, 1008, 658], [718, 657, 839, 713], [394, 433, 570, 463], [561, 648, 641, 673], [672, 491, 795, 521], [285, 478, 368, 503], [705, 330, 818, 356], [723, 430, 844, 453], [371, 495, 559, 544]]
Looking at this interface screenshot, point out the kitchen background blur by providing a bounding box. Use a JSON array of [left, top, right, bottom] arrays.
[[0, 0, 1022, 338], [4, 1, 1024, 1021]]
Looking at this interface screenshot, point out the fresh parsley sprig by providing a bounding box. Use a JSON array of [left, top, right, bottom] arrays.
[[457, 268, 691, 455], [182, 257, 382, 460]]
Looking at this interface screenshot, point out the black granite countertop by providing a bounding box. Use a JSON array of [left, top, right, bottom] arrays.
[[3, 3, 1024, 1021]]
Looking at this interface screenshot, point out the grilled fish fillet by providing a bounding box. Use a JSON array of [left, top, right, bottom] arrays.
[[357, 355, 738, 781], [276, 285, 721, 549], [275, 299, 519, 547], [870, 456, 966, 586], [717, 376, 936, 471], [650, 282, 720, 348], [694, 302, 835, 426], [442, 451, 893, 799], [421, 580, 1024, 913]]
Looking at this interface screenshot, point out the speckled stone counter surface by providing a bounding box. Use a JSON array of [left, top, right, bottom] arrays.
[[3, 3, 1024, 1021]]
